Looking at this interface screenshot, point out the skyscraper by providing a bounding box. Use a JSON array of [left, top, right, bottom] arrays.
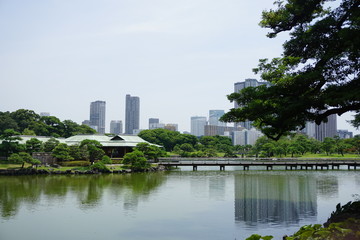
[[89, 100, 106, 134], [191, 116, 207, 137], [234, 79, 271, 129], [209, 110, 225, 126], [110, 120, 123, 135], [125, 94, 140, 134]]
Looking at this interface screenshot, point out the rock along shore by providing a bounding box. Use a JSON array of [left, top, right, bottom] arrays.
[[0, 165, 167, 176]]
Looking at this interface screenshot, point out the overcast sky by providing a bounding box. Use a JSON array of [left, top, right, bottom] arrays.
[[1, 0, 358, 135]]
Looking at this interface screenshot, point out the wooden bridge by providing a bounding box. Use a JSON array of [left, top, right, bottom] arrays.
[[158, 158, 360, 171]]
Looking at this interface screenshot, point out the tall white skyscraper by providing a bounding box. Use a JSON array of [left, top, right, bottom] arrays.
[[125, 94, 140, 134], [89, 100, 106, 134], [191, 116, 207, 137]]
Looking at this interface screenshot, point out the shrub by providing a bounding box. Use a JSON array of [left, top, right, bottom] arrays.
[[90, 161, 110, 173], [101, 155, 112, 164]]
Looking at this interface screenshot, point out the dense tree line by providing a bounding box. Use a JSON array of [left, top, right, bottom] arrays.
[[0, 109, 96, 138], [139, 129, 360, 158]]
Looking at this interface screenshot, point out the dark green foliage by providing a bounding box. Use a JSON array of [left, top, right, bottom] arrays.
[[43, 138, 60, 152], [25, 138, 43, 154], [8, 152, 41, 168], [135, 142, 166, 162], [222, 0, 360, 140], [123, 150, 150, 171], [90, 161, 110, 173], [0, 109, 96, 137], [52, 143, 73, 161], [101, 155, 112, 164], [80, 140, 105, 164], [0, 129, 23, 158]]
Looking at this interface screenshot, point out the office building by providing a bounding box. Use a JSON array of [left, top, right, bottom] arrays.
[[149, 118, 159, 129], [234, 79, 271, 129], [89, 100, 106, 134], [209, 110, 226, 127], [165, 124, 178, 132], [110, 120, 122, 135], [40, 112, 50, 117], [337, 129, 353, 139], [232, 128, 263, 146], [301, 114, 337, 141], [125, 94, 140, 134], [191, 116, 207, 137]]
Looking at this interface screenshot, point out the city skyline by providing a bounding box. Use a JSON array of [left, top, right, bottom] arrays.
[[1, 0, 358, 135]]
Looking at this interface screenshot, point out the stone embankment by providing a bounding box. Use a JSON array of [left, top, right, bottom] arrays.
[[0, 165, 166, 176]]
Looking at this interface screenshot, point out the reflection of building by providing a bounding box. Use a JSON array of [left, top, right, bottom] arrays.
[[234, 173, 317, 225]]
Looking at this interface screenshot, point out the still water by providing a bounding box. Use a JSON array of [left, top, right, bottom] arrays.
[[0, 168, 359, 240]]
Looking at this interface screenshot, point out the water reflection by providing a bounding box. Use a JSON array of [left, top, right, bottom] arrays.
[[0, 173, 167, 219], [234, 172, 317, 226]]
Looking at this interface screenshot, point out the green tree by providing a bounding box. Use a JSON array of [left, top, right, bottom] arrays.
[[123, 150, 150, 171], [135, 142, 166, 162], [25, 138, 43, 154], [0, 129, 23, 158], [10, 109, 40, 133], [52, 143, 73, 161], [222, 0, 360, 140], [8, 152, 41, 168], [80, 140, 105, 164], [43, 138, 60, 152], [0, 111, 18, 134], [322, 137, 336, 155]]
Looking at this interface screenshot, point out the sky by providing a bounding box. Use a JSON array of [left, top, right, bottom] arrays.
[[0, 0, 358, 135]]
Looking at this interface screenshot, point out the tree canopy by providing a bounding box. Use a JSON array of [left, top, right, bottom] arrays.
[[0, 109, 96, 137], [221, 0, 359, 140]]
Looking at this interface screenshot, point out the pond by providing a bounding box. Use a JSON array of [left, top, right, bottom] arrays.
[[0, 168, 359, 240]]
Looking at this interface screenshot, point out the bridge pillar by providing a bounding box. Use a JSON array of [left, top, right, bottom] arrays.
[[220, 165, 225, 171], [243, 165, 249, 171], [193, 166, 198, 171], [266, 165, 273, 171]]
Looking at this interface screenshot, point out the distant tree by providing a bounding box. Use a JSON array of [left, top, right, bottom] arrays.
[[10, 109, 40, 133], [135, 142, 166, 162], [43, 138, 60, 152], [123, 150, 150, 171], [52, 143, 73, 161], [322, 137, 336, 155], [8, 152, 41, 168], [80, 140, 104, 164], [25, 138, 43, 154], [0, 111, 18, 134], [0, 129, 23, 158], [138, 129, 180, 151]]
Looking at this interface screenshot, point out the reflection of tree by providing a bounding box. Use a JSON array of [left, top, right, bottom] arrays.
[[317, 176, 339, 198], [0, 173, 166, 218], [234, 173, 317, 226]]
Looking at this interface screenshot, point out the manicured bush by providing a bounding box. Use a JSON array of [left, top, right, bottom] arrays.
[[90, 161, 110, 173]]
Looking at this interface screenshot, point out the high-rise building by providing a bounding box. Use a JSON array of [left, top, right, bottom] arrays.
[[89, 100, 106, 134], [110, 120, 122, 135], [209, 110, 226, 127], [165, 124, 178, 132], [40, 112, 50, 117], [301, 114, 337, 141], [337, 129, 353, 139], [125, 94, 140, 134], [191, 116, 207, 137], [149, 118, 160, 129], [315, 114, 337, 141], [234, 79, 271, 129]]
